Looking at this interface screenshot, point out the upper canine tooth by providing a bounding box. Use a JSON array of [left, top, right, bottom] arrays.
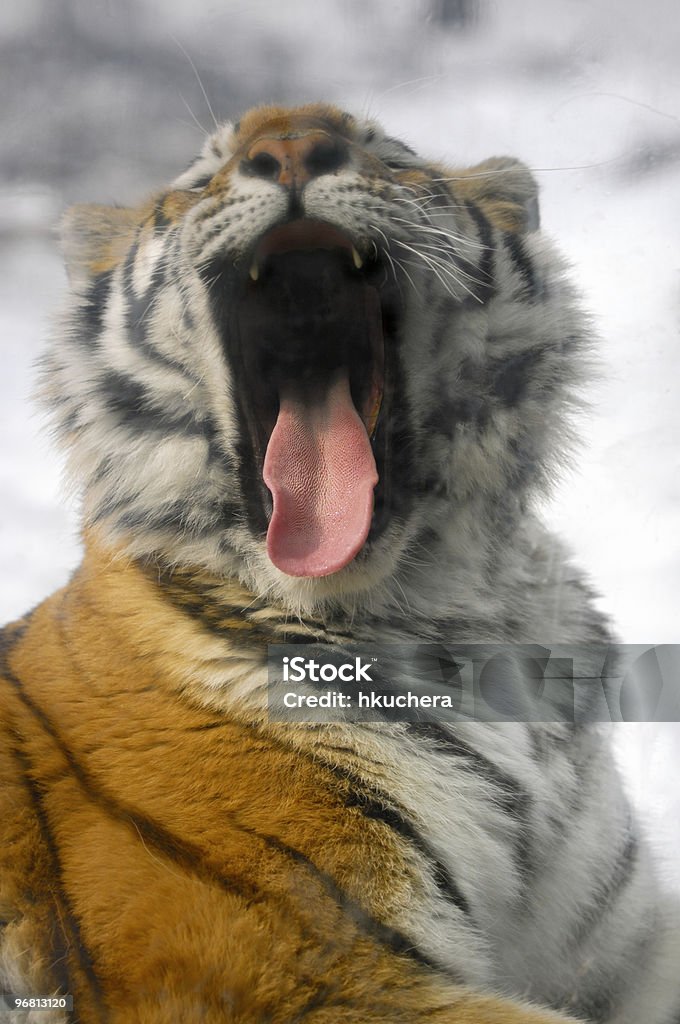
[[351, 246, 363, 269], [249, 260, 259, 282]]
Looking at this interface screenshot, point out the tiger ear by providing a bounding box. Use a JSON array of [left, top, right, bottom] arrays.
[[60, 203, 143, 292], [451, 157, 540, 233]]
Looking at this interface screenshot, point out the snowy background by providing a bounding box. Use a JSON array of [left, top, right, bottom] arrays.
[[1, 0, 678, 884]]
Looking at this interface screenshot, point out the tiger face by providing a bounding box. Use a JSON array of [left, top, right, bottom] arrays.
[[45, 103, 589, 614]]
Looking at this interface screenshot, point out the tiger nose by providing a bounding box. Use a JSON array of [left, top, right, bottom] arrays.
[[243, 132, 348, 189]]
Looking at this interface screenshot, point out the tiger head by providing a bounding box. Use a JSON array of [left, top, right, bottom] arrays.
[[44, 103, 589, 617]]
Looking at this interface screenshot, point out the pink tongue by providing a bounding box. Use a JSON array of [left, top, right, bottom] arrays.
[[263, 373, 378, 577]]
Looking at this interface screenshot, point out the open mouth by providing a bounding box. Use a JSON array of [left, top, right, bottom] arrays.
[[206, 219, 402, 578]]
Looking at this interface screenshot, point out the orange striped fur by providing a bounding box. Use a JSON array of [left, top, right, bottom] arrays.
[[0, 537, 579, 1023]]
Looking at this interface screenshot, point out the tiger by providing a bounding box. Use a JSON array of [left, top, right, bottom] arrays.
[[1, 102, 678, 1024]]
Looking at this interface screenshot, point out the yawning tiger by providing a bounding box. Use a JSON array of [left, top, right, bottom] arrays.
[[1, 103, 678, 1024]]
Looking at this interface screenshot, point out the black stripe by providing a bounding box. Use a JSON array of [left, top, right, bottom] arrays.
[[1, 634, 274, 911], [430, 295, 461, 353], [0, 619, 30, 668], [343, 785, 471, 917], [90, 492, 138, 525], [146, 570, 276, 643], [122, 246, 199, 382], [503, 232, 536, 297], [94, 495, 235, 538], [2, 646, 444, 975], [186, 720, 233, 732], [404, 722, 529, 810], [423, 394, 487, 435], [59, 409, 81, 435], [569, 827, 638, 947], [151, 564, 270, 616], [257, 724, 473, 921], [115, 258, 235, 474], [0, 626, 107, 1022], [405, 722, 534, 880], [72, 270, 113, 347], [423, 353, 488, 435], [146, 565, 342, 647], [463, 200, 495, 303], [152, 196, 174, 228], [9, 736, 108, 1024], [270, 631, 323, 645], [117, 501, 239, 538], [489, 346, 547, 406], [91, 455, 114, 486], [185, 173, 213, 192], [99, 369, 216, 440], [230, 816, 450, 972]]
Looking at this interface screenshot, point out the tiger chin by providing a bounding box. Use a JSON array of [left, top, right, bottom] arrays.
[[1, 103, 679, 1024]]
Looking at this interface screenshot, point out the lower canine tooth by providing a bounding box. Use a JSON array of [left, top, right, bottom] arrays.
[[352, 246, 363, 269], [249, 261, 259, 281]]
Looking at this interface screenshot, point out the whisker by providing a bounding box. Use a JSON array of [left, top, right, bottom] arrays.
[[391, 216, 488, 252], [394, 192, 468, 216], [395, 242, 484, 304], [178, 92, 211, 138], [395, 248, 458, 301], [172, 36, 220, 131], [371, 225, 419, 298], [396, 239, 488, 286]]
